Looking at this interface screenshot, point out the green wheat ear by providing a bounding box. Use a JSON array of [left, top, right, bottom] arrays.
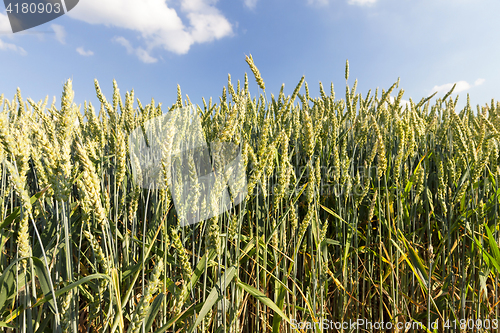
[[245, 53, 266, 91], [345, 59, 349, 81]]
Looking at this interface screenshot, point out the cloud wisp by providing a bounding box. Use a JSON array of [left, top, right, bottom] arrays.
[[0, 38, 27, 55], [51, 24, 66, 44], [0, 12, 27, 55], [67, 0, 233, 62], [244, 0, 258, 9], [306, 0, 329, 5], [474, 78, 485, 86], [112, 36, 157, 63], [76, 46, 94, 56], [0, 12, 26, 54], [347, 0, 377, 5], [431, 78, 485, 96], [306, 0, 377, 6]]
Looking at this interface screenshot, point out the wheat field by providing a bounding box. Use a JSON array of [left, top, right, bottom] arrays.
[[0, 59, 500, 332]]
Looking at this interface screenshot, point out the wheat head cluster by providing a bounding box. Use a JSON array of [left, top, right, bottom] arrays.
[[0, 58, 500, 332]]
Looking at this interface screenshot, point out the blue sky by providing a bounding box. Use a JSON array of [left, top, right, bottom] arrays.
[[0, 0, 499, 113]]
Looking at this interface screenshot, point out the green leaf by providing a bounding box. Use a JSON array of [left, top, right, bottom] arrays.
[[153, 303, 202, 333], [406, 241, 429, 282], [33, 274, 109, 308], [472, 224, 500, 274], [236, 280, 291, 325], [187, 266, 237, 333], [0, 186, 48, 230], [0, 271, 15, 313], [185, 249, 216, 303], [324, 238, 341, 246], [485, 223, 500, 266], [144, 293, 165, 332], [320, 204, 347, 223], [121, 262, 142, 281], [393, 231, 428, 292], [0, 257, 28, 311], [32, 257, 56, 313], [110, 268, 124, 332], [0, 320, 16, 328], [271, 278, 288, 333]]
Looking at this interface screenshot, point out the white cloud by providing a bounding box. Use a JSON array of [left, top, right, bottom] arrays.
[[307, 0, 329, 5], [51, 24, 66, 44], [432, 81, 471, 95], [244, 0, 258, 9], [431, 78, 485, 96], [0, 11, 11, 33], [474, 78, 485, 86], [76, 46, 94, 56], [136, 47, 157, 63], [0, 38, 27, 55], [113, 36, 157, 63], [113, 36, 134, 53], [348, 0, 377, 5], [0, 12, 25, 53], [67, 0, 233, 59], [180, 0, 216, 12], [187, 12, 233, 43]]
